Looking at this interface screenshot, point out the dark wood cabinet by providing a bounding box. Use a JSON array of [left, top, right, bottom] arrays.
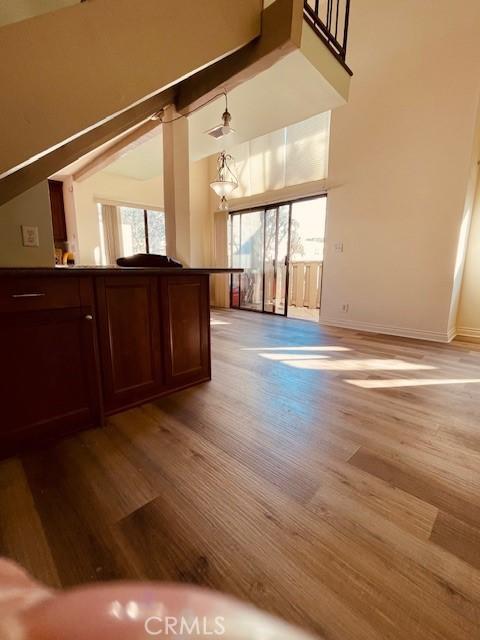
[[95, 276, 164, 413], [48, 179, 67, 243], [161, 275, 210, 388], [0, 294, 101, 455], [0, 268, 234, 457]]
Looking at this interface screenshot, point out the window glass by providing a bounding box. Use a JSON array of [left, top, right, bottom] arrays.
[[147, 210, 166, 255], [239, 210, 264, 311], [119, 207, 146, 256]]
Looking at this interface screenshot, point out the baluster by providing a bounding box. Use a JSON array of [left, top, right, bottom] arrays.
[[343, 0, 350, 53], [334, 0, 340, 39], [326, 0, 332, 35]]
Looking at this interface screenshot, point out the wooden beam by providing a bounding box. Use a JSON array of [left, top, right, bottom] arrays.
[[0, 88, 174, 206], [176, 0, 302, 114], [73, 118, 163, 182], [0, 0, 301, 206]]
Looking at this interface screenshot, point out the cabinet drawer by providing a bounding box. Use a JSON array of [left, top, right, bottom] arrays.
[[0, 277, 81, 312]]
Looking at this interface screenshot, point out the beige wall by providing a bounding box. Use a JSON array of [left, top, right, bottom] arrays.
[[456, 176, 480, 337], [321, 0, 480, 342], [71, 172, 164, 265], [447, 114, 480, 334], [0, 0, 76, 27], [0, 182, 54, 267], [163, 106, 191, 266], [189, 158, 213, 268], [0, 0, 262, 177]]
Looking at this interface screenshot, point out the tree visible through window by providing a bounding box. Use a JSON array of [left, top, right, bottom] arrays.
[[119, 206, 166, 256]]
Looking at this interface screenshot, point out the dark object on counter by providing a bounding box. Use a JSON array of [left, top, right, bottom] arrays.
[[116, 253, 182, 268]]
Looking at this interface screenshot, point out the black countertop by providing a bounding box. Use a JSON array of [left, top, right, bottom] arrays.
[[0, 266, 243, 277]]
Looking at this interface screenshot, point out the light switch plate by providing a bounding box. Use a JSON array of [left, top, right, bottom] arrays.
[[21, 226, 39, 247]]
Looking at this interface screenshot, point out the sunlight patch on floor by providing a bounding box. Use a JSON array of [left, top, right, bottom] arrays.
[[258, 356, 436, 371], [242, 346, 351, 352], [345, 378, 480, 389], [259, 353, 330, 361]]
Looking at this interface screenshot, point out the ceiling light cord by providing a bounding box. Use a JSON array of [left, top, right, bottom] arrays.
[[155, 90, 228, 124]]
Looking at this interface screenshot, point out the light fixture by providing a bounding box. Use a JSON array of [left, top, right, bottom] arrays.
[[218, 196, 230, 211], [205, 93, 235, 139], [210, 151, 238, 211]]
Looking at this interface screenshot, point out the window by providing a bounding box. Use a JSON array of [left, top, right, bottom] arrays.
[[230, 112, 330, 199], [119, 207, 166, 256], [97, 204, 166, 265], [228, 195, 327, 321]]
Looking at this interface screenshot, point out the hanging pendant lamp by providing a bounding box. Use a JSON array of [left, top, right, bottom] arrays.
[[210, 151, 238, 210], [205, 92, 235, 139]]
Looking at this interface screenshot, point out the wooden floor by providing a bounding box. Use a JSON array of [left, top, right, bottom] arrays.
[[2, 309, 480, 639]]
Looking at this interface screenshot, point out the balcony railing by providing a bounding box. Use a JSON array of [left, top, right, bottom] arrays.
[[288, 260, 323, 309], [303, 0, 352, 73]]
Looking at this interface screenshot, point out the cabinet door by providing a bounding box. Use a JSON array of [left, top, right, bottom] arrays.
[[161, 275, 211, 389], [48, 179, 67, 243], [0, 307, 101, 452], [95, 276, 163, 413]]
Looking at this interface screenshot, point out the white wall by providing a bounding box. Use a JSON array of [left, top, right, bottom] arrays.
[[321, 0, 480, 342], [71, 171, 164, 265], [0, 181, 54, 266]]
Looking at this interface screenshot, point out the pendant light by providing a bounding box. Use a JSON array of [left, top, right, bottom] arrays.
[[205, 93, 235, 139], [210, 151, 238, 210]]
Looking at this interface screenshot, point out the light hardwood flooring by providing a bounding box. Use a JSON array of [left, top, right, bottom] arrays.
[[1, 309, 480, 639]]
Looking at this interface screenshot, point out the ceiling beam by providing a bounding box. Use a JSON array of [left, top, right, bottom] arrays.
[[0, 0, 301, 206], [0, 88, 174, 206], [176, 0, 302, 114]]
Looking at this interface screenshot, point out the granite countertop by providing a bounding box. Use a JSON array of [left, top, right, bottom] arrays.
[[0, 266, 243, 276]]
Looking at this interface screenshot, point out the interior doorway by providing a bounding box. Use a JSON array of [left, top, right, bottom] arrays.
[[228, 195, 327, 321]]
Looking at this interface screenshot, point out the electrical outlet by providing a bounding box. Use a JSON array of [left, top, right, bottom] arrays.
[[341, 303, 349, 313], [21, 226, 39, 247], [334, 241, 344, 253]]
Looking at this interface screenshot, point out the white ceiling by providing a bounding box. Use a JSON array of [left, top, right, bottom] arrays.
[[188, 49, 343, 162], [103, 129, 163, 181], [58, 48, 344, 182]]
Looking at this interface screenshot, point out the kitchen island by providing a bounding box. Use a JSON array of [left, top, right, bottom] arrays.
[[0, 266, 240, 457]]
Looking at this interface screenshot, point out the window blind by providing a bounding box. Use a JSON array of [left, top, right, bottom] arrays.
[[229, 112, 330, 199]]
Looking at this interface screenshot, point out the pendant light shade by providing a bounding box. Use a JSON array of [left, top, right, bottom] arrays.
[[210, 179, 237, 198], [210, 151, 238, 207]]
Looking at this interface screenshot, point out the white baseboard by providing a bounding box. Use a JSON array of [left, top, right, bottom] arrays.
[[456, 326, 480, 339], [447, 326, 457, 342], [318, 316, 455, 343]]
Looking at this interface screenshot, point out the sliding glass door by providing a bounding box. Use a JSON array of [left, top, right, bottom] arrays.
[[228, 204, 290, 315], [228, 196, 327, 318], [263, 205, 289, 315], [239, 210, 264, 311]]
